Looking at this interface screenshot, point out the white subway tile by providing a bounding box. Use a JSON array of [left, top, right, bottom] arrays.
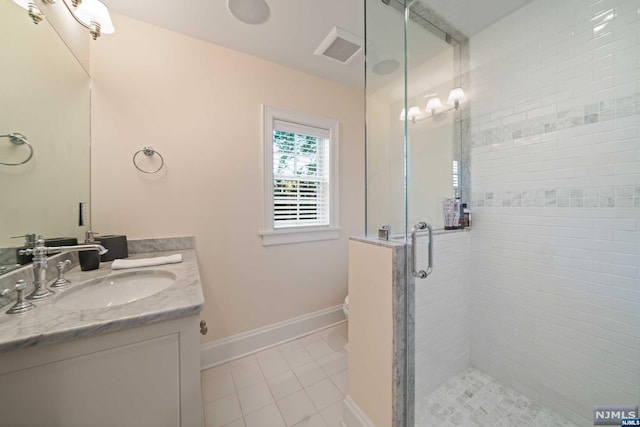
[[466, 0, 639, 422]]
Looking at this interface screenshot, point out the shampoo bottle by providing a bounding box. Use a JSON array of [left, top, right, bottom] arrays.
[[463, 204, 471, 228]]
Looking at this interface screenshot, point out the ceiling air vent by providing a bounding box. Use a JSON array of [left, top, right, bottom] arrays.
[[314, 27, 363, 64]]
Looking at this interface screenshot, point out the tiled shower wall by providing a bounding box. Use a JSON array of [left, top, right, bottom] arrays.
[[414, 231, 471, 401], [468, 0, 639, 425]]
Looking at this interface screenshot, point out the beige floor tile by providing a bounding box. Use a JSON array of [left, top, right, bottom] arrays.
[[293, 413, 328, 426], [293, 361, 328, 388], [320, 401, 343, 427], [277, 390, 317, 426], [268, 370, 303, 400], [316, 352, 348, 377], [258, 351, 291, 379], [325, 332, 348, 351], [204, 394, 242, 427], [329, 370, 348, 395], [305, 379, 343, 411], [305, 340, 334, 360], [202, 363, 231, 381], [203, 372, 237, 402], [237, 381, 274, 415], [231, 362, 265, 391], [244, 403, 286, 427], [281, 346, 314, 368], [298, 333, 324, 347]]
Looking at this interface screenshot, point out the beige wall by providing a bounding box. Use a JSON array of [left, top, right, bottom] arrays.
[[39, 0, 90, 73], [90, 14, 364, 342], [347, 240, 394, 426]]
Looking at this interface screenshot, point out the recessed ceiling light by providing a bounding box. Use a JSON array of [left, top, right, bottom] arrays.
[[372, 59, 399, 75], [227, 0, 270, 25]]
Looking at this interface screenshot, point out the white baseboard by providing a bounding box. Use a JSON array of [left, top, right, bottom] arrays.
[[200, 305, 346, 369], [342, 395, 375, 427]]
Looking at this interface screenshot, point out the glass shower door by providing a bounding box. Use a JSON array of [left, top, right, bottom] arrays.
[[403, 5, 471, 426], [403, 1, 640, 426], [364, 0, 468, 423]]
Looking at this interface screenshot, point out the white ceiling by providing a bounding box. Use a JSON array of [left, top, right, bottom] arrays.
[[418, 0, 534, 37], [101, 0, 534, 89], [101, 0, 365, 88]]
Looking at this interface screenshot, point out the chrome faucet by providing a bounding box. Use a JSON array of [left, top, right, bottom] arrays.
[[18, 234, 108, 300]]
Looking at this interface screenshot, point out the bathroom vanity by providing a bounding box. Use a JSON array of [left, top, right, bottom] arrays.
[[0, 240, 204, 427]]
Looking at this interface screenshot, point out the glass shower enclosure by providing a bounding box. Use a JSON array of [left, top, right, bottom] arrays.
[[364, 0, 639, 426]]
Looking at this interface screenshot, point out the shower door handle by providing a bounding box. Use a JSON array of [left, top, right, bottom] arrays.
[[411, 222, 433, 279]]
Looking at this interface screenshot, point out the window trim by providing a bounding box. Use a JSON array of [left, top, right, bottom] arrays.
[[261, 105, 340, 246]]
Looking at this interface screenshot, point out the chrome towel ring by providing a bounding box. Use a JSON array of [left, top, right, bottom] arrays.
[[0, 133, 34, 166], [133, 146, 164, 174]]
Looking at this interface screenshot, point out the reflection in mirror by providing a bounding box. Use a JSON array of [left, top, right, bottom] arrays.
[[0, 1, 90, 274], [365, 0, 467, 235]]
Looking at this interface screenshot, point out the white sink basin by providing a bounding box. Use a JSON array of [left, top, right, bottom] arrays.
[[55, 270, 177, 310]]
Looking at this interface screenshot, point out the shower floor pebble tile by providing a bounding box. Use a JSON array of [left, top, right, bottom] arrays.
[[202, 322, 348, 427], [415, 368, 579, 427]]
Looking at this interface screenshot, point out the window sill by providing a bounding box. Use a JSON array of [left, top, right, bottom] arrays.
[[259, 226, 341, 246]]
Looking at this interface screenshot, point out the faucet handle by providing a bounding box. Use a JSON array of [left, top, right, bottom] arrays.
[[18, 234, 46, 256], [14, 280, 27, 293], [4, 280, 36, 314], [51, 260, 72, 288]]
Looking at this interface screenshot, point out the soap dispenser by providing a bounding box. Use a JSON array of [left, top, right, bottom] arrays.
[[79, 231, 100, 271], [13, 234, 36, 265]]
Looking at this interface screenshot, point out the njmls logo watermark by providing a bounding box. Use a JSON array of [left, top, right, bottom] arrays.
[[593, 406, 639, 425]]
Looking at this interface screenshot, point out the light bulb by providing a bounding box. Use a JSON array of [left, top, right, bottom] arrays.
[[447, 87, 465, 109], [426, 97, 443, 115], [74, 0, 114, 34], [11, 0, 29, 10], [407, 106, 421, 120]]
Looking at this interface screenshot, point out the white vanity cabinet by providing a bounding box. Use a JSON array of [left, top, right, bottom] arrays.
[[0, 315, 203, 427]]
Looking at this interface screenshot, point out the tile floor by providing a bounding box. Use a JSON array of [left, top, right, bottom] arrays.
[[201, 322, 349, 427], [203, 323, 578, 427], [416, 367, 579, 427]]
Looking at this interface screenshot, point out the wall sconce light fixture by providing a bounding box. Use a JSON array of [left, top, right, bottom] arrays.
[[12, 0, 114, 40], [399, 106, 422, 123], [447, 87, 465, 110], [401, 87, 466, 124]]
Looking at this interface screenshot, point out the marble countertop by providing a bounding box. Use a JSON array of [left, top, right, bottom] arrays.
[[0, 248, 204, 353], [350, 228, 470, 248]]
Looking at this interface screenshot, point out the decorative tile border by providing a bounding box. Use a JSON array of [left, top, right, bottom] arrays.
[[472, 186, 640, 208], [471, 93, 640, 148]]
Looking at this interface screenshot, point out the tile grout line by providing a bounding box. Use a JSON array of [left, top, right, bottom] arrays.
[[207, 324, 349, 427]]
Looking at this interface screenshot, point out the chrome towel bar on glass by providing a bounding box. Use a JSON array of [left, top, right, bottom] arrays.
[[0, 133, 34, 166], [133, 146, 164, 174]]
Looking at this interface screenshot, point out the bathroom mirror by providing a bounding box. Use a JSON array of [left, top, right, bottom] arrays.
[[0, 1, 91, 273]]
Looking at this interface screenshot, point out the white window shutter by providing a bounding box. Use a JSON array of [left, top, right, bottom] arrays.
[[261, 106, 340, 246]]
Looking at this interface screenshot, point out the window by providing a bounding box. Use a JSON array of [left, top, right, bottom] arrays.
[[261, 106, 340, 246]]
